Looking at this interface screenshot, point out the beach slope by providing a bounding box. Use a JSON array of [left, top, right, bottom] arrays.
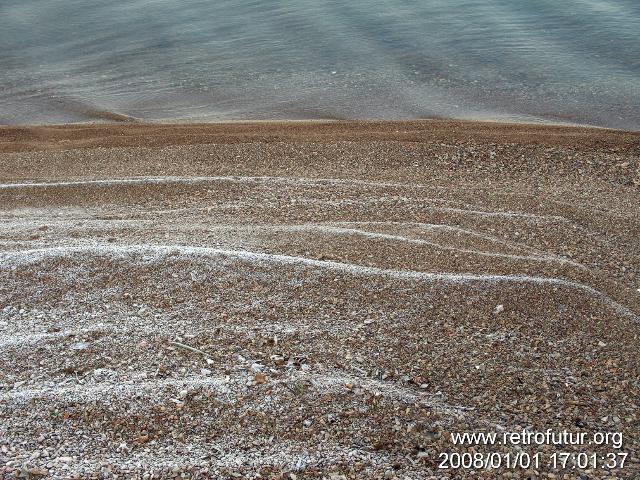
[[0, 120, 639, 478]]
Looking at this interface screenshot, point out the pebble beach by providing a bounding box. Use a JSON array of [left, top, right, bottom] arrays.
[[0, 120, 639, 478]]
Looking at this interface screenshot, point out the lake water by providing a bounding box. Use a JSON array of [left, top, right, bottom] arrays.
[[1, 0, 639, 129]]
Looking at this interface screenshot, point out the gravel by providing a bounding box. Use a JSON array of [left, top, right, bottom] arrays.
[[0, 121, 638, 478]]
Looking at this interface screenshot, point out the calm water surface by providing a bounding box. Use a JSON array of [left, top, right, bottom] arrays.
[[1, 0, 639, 128]]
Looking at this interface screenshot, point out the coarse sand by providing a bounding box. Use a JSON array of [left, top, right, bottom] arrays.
[[0, 120, 639, 479]]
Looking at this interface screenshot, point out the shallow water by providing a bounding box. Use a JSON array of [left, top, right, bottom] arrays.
[[1, 0, 639, 129]]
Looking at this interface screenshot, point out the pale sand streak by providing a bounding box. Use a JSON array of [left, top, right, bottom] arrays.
[[261, 224, 587, 269], [216, 222, 561, 259], [0, 213, 582, 267], [332, 220, 546, 254], [0, 176, 569, 222], [0, 370, 461, 415], [16, 219, 576, 268], [1, 244, 635, 320]]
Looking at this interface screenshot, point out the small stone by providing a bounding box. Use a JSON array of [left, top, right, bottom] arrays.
[[200, 368, 212, 376], [598, 340, 607, 347], [250, 363, 264, 373], [271, 354, 286, 366], [29, 468, 48, 477], [494, 304, 505, 314], [190, 270, 207, 283], [70, 341, 90, 351], [254, 373, 267, 384]]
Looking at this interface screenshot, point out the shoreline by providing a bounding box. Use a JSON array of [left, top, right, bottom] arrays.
[[1, 119, 639, 154]]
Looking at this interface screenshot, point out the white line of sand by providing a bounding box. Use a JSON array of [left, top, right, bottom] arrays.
[[0, 244, 635, 320], [0, 176, 569, 222]]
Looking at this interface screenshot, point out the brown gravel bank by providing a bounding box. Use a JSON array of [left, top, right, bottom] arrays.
[[1, 120, 639, 154], [0, 120, 639, 479]]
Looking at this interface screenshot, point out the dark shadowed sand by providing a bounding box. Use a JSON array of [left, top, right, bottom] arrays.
[[0, 120, 639, 479]]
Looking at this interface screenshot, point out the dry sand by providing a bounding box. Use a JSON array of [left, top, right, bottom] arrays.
[[0, 120, 639, 479]]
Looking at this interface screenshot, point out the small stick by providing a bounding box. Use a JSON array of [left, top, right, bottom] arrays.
[[169, 341, 211, 358]]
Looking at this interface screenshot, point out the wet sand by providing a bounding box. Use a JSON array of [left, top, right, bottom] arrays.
[[0, 120, 639, 478]]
